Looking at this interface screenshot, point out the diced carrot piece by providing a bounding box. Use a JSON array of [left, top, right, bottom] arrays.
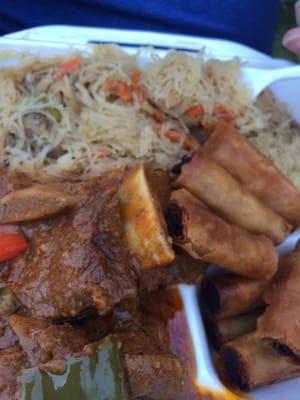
[[184, 136, 200, 152], [103, 79, 118, 92], [164, 130, 199, 152], [0, 232, 27, 262], [202, 117, 216, 132], [152, 110, 165, 123], [133, 86, 145, 104], [103, 79, 132, 103], [164, 130, 182, 142], [131, 69, 142, 86], [153, 125, 161, 134], [119, 81, 132, 103], [185, 104, 205, 118], [54, 57, 81, 81], [213, 105, 236, 121]]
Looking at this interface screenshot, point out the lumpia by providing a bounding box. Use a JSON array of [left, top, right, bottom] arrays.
[[174, 150, 291, 244], [205, 309, 262, 351], [166, 188, 278, 279], [204, 120, 300, 226], [201, 275, 268, 319], [256, 241, 300, 361], [219, 332, 300, 392]]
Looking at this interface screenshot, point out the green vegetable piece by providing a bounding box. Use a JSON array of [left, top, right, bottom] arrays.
[[17, 335, 130, 400], [0, 288, 18, 316], [46, 107, 62, 123]]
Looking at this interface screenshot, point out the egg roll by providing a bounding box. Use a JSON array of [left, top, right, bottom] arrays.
[[201, 275, 268, 319], [174, 150, 291, 244], [205, 309, 262, 351], [204, 120, 300, 226], [165, 188, 278, 279], [219, 332, 300, 392], [256, 241, 300, 361]]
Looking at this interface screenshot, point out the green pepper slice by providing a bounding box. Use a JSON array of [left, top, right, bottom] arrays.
[[18, 335, 130, 400]]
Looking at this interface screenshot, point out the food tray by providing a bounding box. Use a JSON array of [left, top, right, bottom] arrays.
[[1, 26, 300, 399]]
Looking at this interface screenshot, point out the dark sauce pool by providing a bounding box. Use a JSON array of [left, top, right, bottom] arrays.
[[143, 287, 247, 400]]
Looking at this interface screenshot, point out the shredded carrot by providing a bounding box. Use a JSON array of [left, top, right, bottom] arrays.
[[54, 57, 81, 81], [152, 110, 165, 123], [185, 104, 205, 118], [201, 106, 236, 131], [202, 116, 216, 132], [164, 130, 181, 142], [130, 69, 145, 104], [119, 81, 132, 103], [164, 130, 199, 152], [213, 105, 236, 121], [131, 69, 142, 86], [103, 79, 132, 103], [153, 125, 161, 134], [133, 85, 145, 104], [103, 79, 119, 92], [183, 136, 200, 152]]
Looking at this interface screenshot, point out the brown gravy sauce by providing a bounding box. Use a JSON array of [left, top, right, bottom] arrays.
[[142, 287, 249, 400]]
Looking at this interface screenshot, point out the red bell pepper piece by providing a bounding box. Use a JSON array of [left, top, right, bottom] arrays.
[[0, 232, 27, 262]]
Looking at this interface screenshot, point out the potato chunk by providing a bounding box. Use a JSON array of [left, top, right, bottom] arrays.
[[119, 164, 174, 270], [0, 185, 76, 224]]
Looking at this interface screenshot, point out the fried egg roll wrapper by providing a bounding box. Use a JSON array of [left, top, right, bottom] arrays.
[[256, 241, 300, 361], [205, 309, 262, 351], [201, 275, 268, 319], [174, 150, 291, 244], [204, 120, 300, 226], [219, 332, 300, 392], [166, 189, 278, 280]]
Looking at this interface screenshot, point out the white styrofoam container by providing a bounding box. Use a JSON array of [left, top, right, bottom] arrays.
[[1, 26, 300, 400]]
